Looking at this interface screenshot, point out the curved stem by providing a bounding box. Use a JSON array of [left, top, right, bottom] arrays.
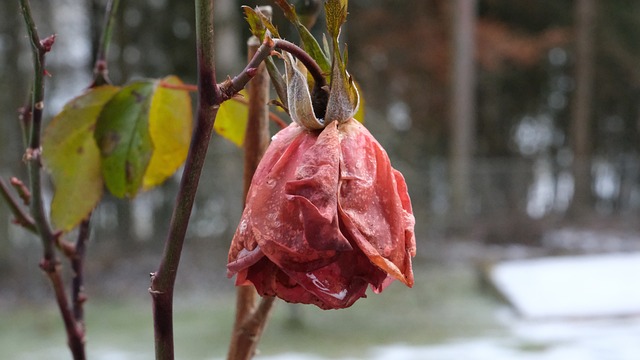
[[274, 38, 327, 89]]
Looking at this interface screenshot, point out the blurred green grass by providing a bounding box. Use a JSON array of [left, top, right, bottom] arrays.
[[0, 265, 504, 359]]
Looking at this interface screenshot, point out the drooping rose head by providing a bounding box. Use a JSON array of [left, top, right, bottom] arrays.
[[227, 0, 415, 309], [227, 118, 415, 309]]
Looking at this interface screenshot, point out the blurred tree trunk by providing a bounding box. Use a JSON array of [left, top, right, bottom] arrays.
[[449, 0, 477, 225], [569, 0, 596, 217]]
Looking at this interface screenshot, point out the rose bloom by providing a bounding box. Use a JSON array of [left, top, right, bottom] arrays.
[[227, 116, 416, 309]]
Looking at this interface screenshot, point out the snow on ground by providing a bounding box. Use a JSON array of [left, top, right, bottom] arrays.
[[488, 253, 640, 318], [255, 314, 640, 360]]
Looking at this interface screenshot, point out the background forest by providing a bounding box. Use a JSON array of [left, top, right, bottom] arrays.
[[1, 0, 640, 359]]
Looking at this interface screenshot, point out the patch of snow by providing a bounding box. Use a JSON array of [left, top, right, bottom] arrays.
[[489, 253, 640, 318]]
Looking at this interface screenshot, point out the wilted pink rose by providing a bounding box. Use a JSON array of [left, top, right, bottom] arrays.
[[227, 118, 416, 309]]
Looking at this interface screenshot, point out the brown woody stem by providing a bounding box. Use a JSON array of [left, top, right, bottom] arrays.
[[149, 2, 293, 359], [72, 218, 91, 326], [227, 34, 276, 360], [150, 0, 220, 358]]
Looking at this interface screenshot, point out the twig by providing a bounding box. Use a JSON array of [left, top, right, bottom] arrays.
[[72, 218, 91, 327], [220, 36, 276, 100], [0, 177, 37, 233], [91, 0, 120, 87], [19, 1, 86, 358], [19, 0, 56, 260]]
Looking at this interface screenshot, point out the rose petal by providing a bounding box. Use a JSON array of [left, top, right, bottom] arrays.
[[242, 242, 387, 309], [337, 118, 416, 287]]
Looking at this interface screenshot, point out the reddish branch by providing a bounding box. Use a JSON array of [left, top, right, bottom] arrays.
[[148, 2, 289, 359]]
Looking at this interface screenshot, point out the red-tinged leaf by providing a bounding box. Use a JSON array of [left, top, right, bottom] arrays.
[[143, 76, 192, 190]]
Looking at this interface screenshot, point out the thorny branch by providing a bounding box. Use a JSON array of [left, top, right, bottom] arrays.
[[18, 0, 86, 359]]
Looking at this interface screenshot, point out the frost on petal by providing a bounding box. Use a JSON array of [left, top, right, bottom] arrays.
[[227, 123, 305, 273], [228, 122, 351, 279], [337, 118, 416, 288]]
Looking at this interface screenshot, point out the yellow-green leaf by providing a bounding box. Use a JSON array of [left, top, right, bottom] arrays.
[[214, 91, 249, 147], [143, 76, 193, 190], [42, 85, 119, 231], [94, 81, 155, 198], [325, 0, 348, 40]]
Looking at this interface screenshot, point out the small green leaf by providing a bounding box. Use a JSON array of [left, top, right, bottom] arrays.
[[214, 91, 249, 147], [42, 85, 119, 231], [143, 76, 192, 190], [242, 6, 280, 40], [273, 0, 331, 75], [95, 81, 155, 198]]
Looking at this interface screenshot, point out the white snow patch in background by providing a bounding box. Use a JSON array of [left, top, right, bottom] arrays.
[[489, 253, 640, 318]]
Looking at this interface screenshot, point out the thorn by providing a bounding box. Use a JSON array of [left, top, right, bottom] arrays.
[[77, 293, 88, 303], [264, 35, 275, 48]]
